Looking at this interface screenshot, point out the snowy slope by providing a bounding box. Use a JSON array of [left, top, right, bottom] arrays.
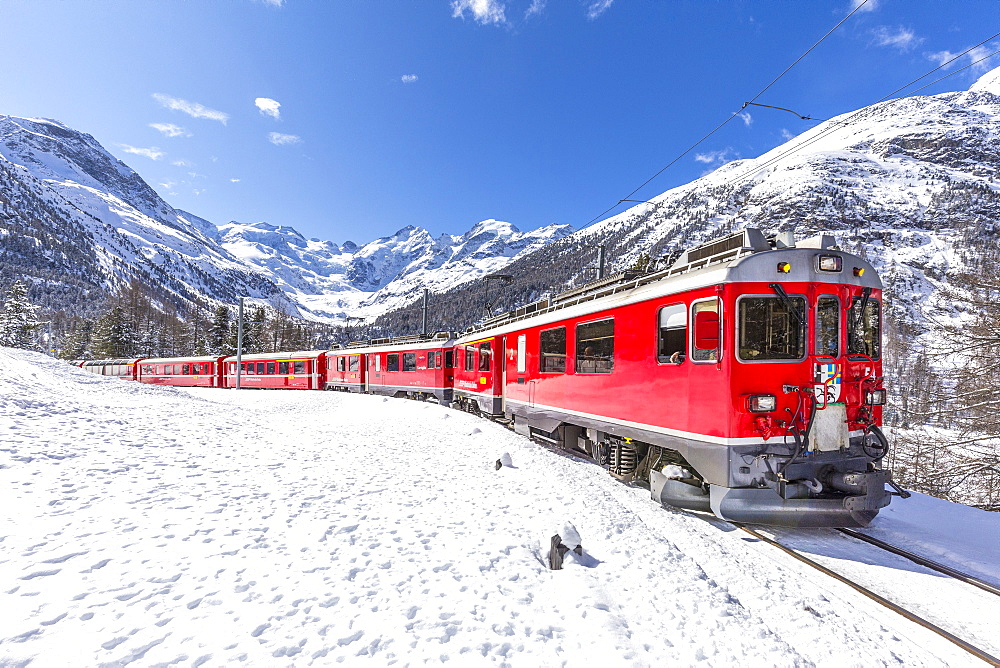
[[219, 219, 573, 321], [2, 348, 998, 666]]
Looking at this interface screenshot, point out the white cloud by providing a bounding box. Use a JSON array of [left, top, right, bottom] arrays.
[[120, 144, 164, 161], [259, 0, 284, 6], [171, 159, 193, 168], [927, 45, 998, 74], [850, 0, 879, 12], [451, 0, 506, 25], [152, 93, 230, 124], [255, 97, 281, 120], [694, 148, 736, 165], [586, 0, 613, 20], [268, 132, 302, 145], [966, 45, 998, 74], [149, 122, 191, 138], [872, 26, 921, 51], [780, 128, 795, 141], [401, 74, 419, 84], [738, 111, 753, 127], [230, 178, 241, 183], [525, 0, 545, 18]]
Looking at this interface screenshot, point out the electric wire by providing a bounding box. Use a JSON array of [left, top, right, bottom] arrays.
[[725, 33, 1000, 188], [577, 0, 873, 230]]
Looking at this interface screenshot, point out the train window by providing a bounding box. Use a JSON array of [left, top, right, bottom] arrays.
[[279, 361, 289, 374], [349, 356, 360, 372], [267, 362, 275, 375], [428, 351, 438, 368], [576, 319, 614, 374], [183, 364, 191, 375], [387, 353, 400, 372], [465, 346, 475, 372], [375, 355, 381, 372], [848, 297, 881, 360], [517, 334, 526, 374], [338, 357, 346, 372], [816, 296, 840, 359], [256, 362, 266, 374], [737, 296, 806, 361], [445, 350, 454, 369], [540, 327, 566, 373], [403, 352, 416, 371], [294, 360, 306, 374], [479, 342, 492, 371], [657, 304, 687, 363], [691, 299, 720, 363]]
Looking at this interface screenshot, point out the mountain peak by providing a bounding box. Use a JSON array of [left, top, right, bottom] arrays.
[[970, 65, 1000, 95]]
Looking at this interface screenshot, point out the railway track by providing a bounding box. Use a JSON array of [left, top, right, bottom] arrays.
[[735, 524, 1000, 667]]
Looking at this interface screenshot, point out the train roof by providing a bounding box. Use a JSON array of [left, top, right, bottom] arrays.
[[226, 350, 328, 361], [139, 355, 224, 364], [458, 228, 882, 342], [335, 331, 457, 355], [82, 358, 143, 366]]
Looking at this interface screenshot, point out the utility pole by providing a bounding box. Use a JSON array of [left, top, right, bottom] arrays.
[[235, 297, 244, 390], [421, 288, 429, 336]]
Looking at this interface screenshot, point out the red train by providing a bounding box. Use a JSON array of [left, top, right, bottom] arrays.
[[78, 229, 896, 528]]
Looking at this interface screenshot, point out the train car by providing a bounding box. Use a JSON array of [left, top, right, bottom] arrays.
[[451, 334, 504, 415], [137, 356, 225, 387], [324, 348, 366, 393], [462, 229, 894, 528], [79, 358, 143, 380], [221, 351, 327, 390], [357, 333, 456, 403]]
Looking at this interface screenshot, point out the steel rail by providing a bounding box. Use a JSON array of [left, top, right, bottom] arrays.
[[735, 524, 1000, 667], [837, 528, 1000, 598]]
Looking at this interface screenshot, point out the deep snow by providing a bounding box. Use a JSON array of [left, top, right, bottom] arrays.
[[1, 349, 998, 666]]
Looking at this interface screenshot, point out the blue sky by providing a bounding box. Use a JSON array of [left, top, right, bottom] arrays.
[[4, 0, 998, 245]]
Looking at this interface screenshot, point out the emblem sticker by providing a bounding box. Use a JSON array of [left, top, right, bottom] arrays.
[[814, 363, 842, 404]]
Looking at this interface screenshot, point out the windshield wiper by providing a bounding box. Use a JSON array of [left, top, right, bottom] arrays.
[[768, 283, 804, 330]]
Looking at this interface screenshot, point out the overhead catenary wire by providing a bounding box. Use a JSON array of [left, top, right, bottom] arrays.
[[725, 35, 1000, 188], [578, 0, 874, 230]]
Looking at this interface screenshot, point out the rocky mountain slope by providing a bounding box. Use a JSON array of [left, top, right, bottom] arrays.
[[0, 116, 290, 316], [218, 218, 572, 322]]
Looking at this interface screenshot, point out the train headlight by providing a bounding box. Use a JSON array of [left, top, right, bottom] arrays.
[[777, 262, 791, 274], [853, 267, 865, 277], [818, 255, 842, 272], [748, 394, 777, 413], [866, 389, 887, 405]]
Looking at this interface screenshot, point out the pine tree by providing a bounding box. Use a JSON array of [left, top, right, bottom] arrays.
[[208, 305, 233, 355], [0, 280, 42, 349], [91, 306, 138, 358], [59, 319, 94, 360]]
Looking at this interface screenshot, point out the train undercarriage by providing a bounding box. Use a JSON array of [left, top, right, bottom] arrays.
[[509, 412, 894, 529]]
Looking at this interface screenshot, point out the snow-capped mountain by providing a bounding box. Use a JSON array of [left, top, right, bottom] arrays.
[[218, 218, 573, 321], [0, 115, 570, 322], [0, 116, 291, 315], [394, 65, 1000, 336]]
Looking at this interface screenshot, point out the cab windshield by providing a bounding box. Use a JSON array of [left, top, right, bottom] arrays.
[[738, 295, 806, 361]]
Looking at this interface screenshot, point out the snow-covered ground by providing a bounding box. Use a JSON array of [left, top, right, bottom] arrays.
[[1, 348, 998, 666]]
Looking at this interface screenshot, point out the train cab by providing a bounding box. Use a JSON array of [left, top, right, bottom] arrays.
[[325, 349, 366, 392], [359, 333, 456, 404]]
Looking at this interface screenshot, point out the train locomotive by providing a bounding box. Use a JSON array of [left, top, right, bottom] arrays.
[[78, 228, 896, 528]]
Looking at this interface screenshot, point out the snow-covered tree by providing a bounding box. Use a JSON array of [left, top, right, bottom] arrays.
[[0, 280, 42, 349], [91, 305, 138, 358], [208, 305, 233, 355]]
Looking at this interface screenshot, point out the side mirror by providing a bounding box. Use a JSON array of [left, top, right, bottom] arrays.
[[694, 310, 719, 350]]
